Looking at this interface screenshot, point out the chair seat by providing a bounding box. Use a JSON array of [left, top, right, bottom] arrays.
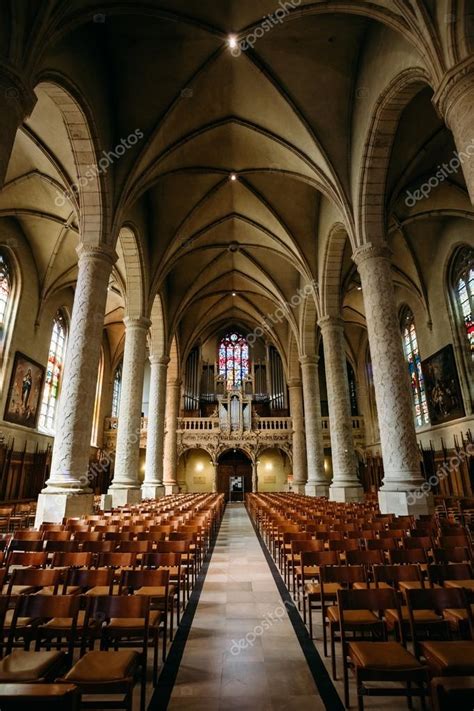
[[305, 582, 340, 596], [4, 610, 32, 628], [108, 610, 161, 629], [443, 605, 474, 622], [421, 641, 474, 674], [295, 566, 319, 577], [349, 641, 423, 670], [327, 607, 378, 624], [35, 586, 80, 596], [63, 650, 139, 682], [386, 607, 440, 623], [42, 610, 90, 629], [0, 651, 64, 681], [135, 585, 167, 599], [2, 585, 34, 595], [84, 586, 116, 596], [353, 582, 391, 590], [398, 581, 423, 591]]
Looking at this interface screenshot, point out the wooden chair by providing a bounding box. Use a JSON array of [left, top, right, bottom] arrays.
[[64, 568, 114, 596], [119, 568, 170, 681], [51, 551, 93, 570], [338, 587, 429, 709], [141, 552, 182, 635], [0, 595, 79, 682], [0, 683, 80, 711], [57, 595, 150, 711], [406, 587, 474, 675]]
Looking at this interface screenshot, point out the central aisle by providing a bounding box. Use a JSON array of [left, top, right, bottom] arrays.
[[167, 503, 325, 710]]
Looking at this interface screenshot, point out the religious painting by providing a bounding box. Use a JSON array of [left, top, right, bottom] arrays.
[[4, 351, 45, 429], [421, 344, 465, 425]]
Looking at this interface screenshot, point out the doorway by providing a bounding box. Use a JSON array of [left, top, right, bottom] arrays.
[[217, 449, 252, 502]]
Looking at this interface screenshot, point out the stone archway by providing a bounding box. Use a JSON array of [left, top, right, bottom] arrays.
[[217, 449, 252, 502]]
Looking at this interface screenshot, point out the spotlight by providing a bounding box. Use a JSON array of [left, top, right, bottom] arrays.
[[228, 35, 238, 50], [232, 291, 236, 297], [230, 172, 237, 181]]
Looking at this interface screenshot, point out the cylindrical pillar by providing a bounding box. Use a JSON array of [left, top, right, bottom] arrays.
[[109, 317, 150, 507], [35, 245, 116, 525], [319, 316, 363, 502], [353, 243, 432, 514], [163, 379, 181, 494], [288, 378, 307, 493], [300, 355, 329, 497], [142, 355, 169, 499]]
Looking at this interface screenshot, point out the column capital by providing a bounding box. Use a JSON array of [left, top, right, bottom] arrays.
[[352, 242, 392, 268], [76, 243, 117, 267], [318, 314, 344, 332], [299, 354, 319, 367], [149, 354, 170, 366], [0, 63, 36, 120], [287, 378, 302, 388], [433, 57, 474, 124], [123, 315, 151, 331]]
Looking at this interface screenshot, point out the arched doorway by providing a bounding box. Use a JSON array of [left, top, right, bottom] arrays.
[[217, 449, 252, 501]]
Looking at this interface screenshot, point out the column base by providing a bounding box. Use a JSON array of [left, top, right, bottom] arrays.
[[289, 484, 307, 494], [329, 484, 364, 503], [108, 487, 142, 508], [141, 484, 165, 500], [100, 494, 112, 511], [305, 483, 329, 498], [378, 489, 434, 516], [35, 492, 94, 527], [164, 484, 180, 495]]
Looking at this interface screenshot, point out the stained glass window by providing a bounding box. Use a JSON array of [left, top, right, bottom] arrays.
[[401, 307, 429, 427], [39, 311, 67, 431], [0, 252, 11, 328], [218, 332, 249, 389], [452, 247, 474, 361], [111, 362, 122, 417]]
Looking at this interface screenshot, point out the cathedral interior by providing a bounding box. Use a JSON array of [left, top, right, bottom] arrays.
[[0, 1, 473, 709]]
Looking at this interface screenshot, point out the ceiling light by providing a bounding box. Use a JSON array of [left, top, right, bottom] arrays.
[[357, 286, 362, 291], [228, 35, 238, 50], [232, 291, 236, 297], [230, 172, 237, 181]]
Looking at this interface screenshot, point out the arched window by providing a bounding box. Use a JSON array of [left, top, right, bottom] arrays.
[[111, 361, 122, 418], [0, 252, 11, 330], [346, 360, 358, 416], [451, 246, 474, 363], [39, 310, 68, 431], [400, 307, 429, 428], [218, 331, 249, 389]]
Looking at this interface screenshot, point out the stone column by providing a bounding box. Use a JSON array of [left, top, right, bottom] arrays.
[[212, 461, 218, 493], [109, 317, 150, 507], [300, 355, 329, 497], [252, 461, 258, 492], [142, 356, 169, 500], [433, 63, 474, 203], [35, 245, 116, 526], [353, 243, 433, 515], [318, 316, 363, 502], [0, 65, 36, 188], [163, 378, 181, 494], [288, 379, 307, 494]]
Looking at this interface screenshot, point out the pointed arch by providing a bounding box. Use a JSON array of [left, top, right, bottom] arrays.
[[117, 225, 146, 319]]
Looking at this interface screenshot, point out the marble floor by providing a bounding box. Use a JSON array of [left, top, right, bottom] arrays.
[[165, 503, 326, 710]]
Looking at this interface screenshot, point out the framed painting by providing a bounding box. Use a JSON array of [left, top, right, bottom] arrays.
[[3, 351, 45, 429], [421, 344, 465, 425]]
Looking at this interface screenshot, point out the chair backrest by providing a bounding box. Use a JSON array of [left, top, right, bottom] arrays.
[[116, 540, 153, 553], [7, 594, 80, 656], [300, 550, 340, 567], [81, 540, 114, 553], [8, 539, 44, 552], [42, 530, 71, 541], [374, 564, 423, 588], [389, 548, 427, 565], [51, 551, 93, 568], [44, 540, 78, 553], [404, 536, 433, 550], [291, 540, 325, 556], [82, 595, 149, 655], [346, 549, 384, 566], [337, 587, 401, 641], [440, 534, 471, 549], [328, 538, 360, 552], [321, 564, 366, 585], [366, 538, 397, 550], [433, 546, 471, 564], [73, 531, 103, 542], [8, 567, 62, 594], [12, 530, 43, 541], [427, 562, 473, 586], [97, 551, 137, 568], [119, 567, 170, 594], [141, 551, 181, 569], [6, 550, 48, 569], [65, 567, 114, 592], [405, 587, 473, 646], [156, 540, 189, 554]]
